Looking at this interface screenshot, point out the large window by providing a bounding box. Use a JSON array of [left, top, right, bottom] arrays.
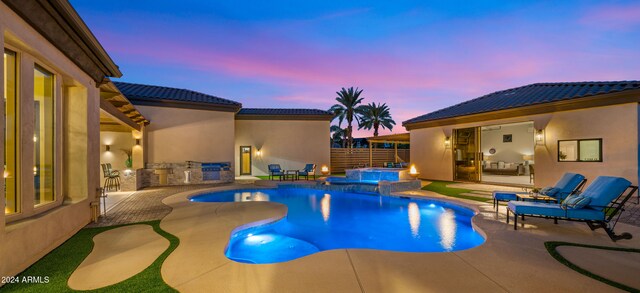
[[34, 66, 55, 206], [558, 139, 602, 162], [4, 50, 18, 214]]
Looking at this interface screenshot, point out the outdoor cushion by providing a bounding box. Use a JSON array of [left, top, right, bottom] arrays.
[[581, 176, 631, 209], [565, 207, 605, 221], [552, 173, 586, 200], [539, 187, 559, 197], [493, 192, 519, 201], [508, 201, 566, 218]]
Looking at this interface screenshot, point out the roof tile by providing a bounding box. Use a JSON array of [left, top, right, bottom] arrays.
[[403, 81, 640, 125]]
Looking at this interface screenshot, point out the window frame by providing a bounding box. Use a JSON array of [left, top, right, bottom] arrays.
[[4, 48, 19, 215], [557, 138, 603, 162], [32, 63, 57, 208]]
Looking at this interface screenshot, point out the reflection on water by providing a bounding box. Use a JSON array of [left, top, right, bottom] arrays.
[[321, 193, 331, 222], [438, 209, 457, 250], [237, 191, 270, 202], [408, 202, 420, 237]]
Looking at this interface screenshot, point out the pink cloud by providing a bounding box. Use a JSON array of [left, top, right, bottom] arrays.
[[580, 4, 640, 29]]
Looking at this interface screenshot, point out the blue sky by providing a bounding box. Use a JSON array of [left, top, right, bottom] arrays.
[[71, 0, 640, 136]]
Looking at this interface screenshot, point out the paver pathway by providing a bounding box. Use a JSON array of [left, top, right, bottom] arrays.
[[88, 184, 232, 227]]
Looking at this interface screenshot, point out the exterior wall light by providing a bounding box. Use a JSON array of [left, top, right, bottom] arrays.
[[444, 136, 451, 149], [535, 129, 545, 145], [135, 139, 140, 145], [321, 165, 329, 175], [105, 144, 111, 152], [255, 149, 262, 156]]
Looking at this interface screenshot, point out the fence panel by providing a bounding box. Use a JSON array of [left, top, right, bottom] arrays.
[[330, 148, 410, 173]]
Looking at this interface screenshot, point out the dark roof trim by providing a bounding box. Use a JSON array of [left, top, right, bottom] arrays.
[[404, 90, 640, 130], [130, 98, 241, 112], [2, 0, 122, 84], [236, 108, 333, 121]]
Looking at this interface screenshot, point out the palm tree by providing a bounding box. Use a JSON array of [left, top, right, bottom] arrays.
[[330, 125, 347, 148], [358, 102, 396, 137], [329, 87, 366, 148]]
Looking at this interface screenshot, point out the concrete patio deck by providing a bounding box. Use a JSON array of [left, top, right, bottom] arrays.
[[74, 181, 640, 292], [153, 184, 639, 292]]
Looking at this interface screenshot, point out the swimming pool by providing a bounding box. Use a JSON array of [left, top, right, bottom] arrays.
[[190, 188, 485, 264]]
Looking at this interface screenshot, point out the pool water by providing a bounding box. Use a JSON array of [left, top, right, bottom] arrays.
[[190, 188, 485, 264]]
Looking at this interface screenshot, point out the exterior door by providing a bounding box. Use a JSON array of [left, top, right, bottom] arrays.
[[453, 127, 481, 182], [240, 146, 252, 175]]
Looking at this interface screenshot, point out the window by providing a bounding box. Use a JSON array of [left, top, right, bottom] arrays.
[[4, 49, 18, 214], [558, 139, 602, 162], [34, 65, 55, 205]]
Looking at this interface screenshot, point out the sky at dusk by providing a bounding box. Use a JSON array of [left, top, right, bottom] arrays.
[[71, 0, 640, 137]]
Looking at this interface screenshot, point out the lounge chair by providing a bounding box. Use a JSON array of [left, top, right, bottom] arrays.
[[507, 176, 638, 241], [298, 164, 316, 180], [492, 172, 587, 212], [268, 164, 284, 181]]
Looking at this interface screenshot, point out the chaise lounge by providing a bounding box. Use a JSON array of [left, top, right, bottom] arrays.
[[507, 176, 638, 241], [492, 172, 586, 212]]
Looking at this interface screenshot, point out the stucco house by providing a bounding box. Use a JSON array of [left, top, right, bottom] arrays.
[[403, 81, 640, 188], [1, 0, 331, 278]]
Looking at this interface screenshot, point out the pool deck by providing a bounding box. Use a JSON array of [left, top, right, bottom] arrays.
[[151, 184, 639, 292]]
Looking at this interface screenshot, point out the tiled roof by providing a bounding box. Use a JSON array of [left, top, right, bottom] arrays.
[[403, 81, 640, 125], [237, 108, 333, 116], [113, 81, 241, 108]]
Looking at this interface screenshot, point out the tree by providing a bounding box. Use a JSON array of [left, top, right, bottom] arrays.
[[330, 125, 347, 148], [329, 87, 366, 148], [358, 102, 396, 137]]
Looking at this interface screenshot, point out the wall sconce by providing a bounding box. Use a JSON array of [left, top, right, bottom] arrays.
[[444, 136, 451, 149], [535, 129, 545, 146], [321, 165, 329, 175], [255, 149, 262, 156], [135, 139, 140, 145], [105, 144, 111, 151]]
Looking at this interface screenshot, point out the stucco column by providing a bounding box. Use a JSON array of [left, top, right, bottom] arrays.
[[86, 83, 100, 202], [63, 85, 88, 202], [19, 54, 35, 215]]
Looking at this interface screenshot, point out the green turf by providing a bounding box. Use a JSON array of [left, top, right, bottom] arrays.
[[545, 241, 640, 293], [421, 180, 490, 202], [1, 221, 179, 292]]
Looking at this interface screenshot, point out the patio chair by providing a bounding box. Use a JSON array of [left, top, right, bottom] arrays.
[[268, 164, 284, 181], [101, 164, 120, 191], [507, 176, 638, 241], [298, 164, 316, 180], [492, 172, 586, 212]]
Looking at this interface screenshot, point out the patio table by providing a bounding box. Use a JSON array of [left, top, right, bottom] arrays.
[[284, 170, 298, 181]]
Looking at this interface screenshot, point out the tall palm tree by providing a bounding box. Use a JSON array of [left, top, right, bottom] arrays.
[[329, 87, 366, 148], [358, 102, 396, 137], [330, 125, 347, 148]]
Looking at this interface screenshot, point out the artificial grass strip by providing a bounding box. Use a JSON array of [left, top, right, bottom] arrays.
[[422, 180, 490, 203], [1, 220, 179, 293], [544, 241, 640, 293]]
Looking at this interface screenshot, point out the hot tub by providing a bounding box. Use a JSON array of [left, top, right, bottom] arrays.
[[345, 167, 412, 182]]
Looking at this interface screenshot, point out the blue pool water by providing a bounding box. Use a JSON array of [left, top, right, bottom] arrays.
[[190, 188, 485, 264]]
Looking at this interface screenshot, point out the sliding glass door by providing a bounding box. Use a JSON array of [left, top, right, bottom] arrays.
[[453, 127, 480, 182]]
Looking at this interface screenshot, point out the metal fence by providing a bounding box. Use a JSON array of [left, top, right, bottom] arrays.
[[330, 148, 410, 173]]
